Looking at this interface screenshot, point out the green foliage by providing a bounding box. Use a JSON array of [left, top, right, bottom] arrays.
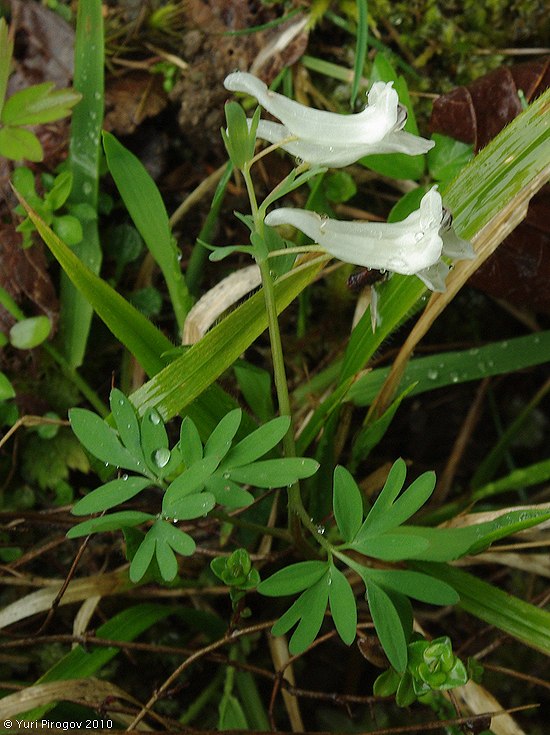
[[102, 131, 191, 330], [0, 19, 80, 162], [13, 168, 84, 248], [21, 429, 90, 493], [374, 635, 469, 707], [221, 102, 261, 170], [259, 459, 550, 674], [68, 391, 318, 582]]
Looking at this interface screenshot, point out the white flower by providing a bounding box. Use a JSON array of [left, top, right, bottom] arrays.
[[264, 187, 474, 291], [223, 71, 434, 167]]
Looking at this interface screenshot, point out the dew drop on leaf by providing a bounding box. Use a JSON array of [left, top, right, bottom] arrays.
[[149, 410, 162, 425], [154, 448, 171, 468]]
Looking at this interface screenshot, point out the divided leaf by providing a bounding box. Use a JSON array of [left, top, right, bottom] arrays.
[[328, 564, 357, 645], [72, 476, 152, 515], [258, 561, 328, 596], [333, 465, 363, 542], [67, 511, 153, 538], [69, 407, 145, 473], [227, 457, 319, 488]]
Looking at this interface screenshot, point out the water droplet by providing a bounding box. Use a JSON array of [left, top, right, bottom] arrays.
[[468, 348, 479, 356], [427, 369, 439, 380], [154, 448, 171, 468], [501, 341, 508, 349], [223, 472, 230, 480], [82, 182, 92, 196], [450, 372, 459, 383], [316, 525, 325, 535], [319, 214, 329, 234], [173, 518, 178, 523], [414, 232, 424, 243], [122, 474, 129, 481], [94, 91, 101, 100], [149, 410, 161, 425]]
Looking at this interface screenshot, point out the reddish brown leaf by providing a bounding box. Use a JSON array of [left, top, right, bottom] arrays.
[[430, 58, 550, 313]]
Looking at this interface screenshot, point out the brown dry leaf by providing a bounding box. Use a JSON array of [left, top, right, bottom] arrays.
[[104, 71, 168, 135], [459, 552, 550, 578], [431, 57, 550, 314], [431, 57, 550, 152], [0, 678, 143, 721], [454, 680, 528, 735]]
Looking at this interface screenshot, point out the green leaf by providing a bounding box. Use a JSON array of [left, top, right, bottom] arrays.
[[162, 456, 220, 516], [359, 466, 435, 539], [366, 581, 408, 672], [258, 561, 328, 596], [18, 196, 173, 377], [328, 564, 357, 645], [140, 407, 169, 474], [287, 576, 329, 655], [351, 533, 430, 561], [60, 0, 103, 367], [367, 569, 459, 605], [204, 408, 242, 460], [158, 521, 196, 556], [163, 491, 216, 520], [110, 388, 143, 459], [333, 465, 363, 542], [128, 257, 325, 421], [219, 693, 248, 730], [103, 130, 191, 329], [428, 133, 473, 188], [415, 562, 550, 656], [53, 214, 83, 245], [24, 604, 176, 721], [0, 371, 15, 400], [351, 383, 416, 468], [222, 102, 259, 169], [208, 244, 254, 261], [350, 0, 368, 108], [395, 508, 550, 562], [9, 316, 51, 349], [67, 511, 153, 538], [72, 476, 152, 515], [220, 415, 290, 469], [179, 416, 203, 466], [234, 361, 275, 422], [130, 531, 156, 582], [206, 476, 254, 509], [0, 126, 43, 161], [69, 407, 145, 473], [227, 457, 319, 488], [45, 171, 73, 210], [359, 458, 406, 532], [0, 19, 13, 120], [1, 82, 81, 125]]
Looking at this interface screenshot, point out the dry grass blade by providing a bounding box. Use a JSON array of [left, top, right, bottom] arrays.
[[0, 570, 131, 630], [0, 677, 142, 720], [454, 680, 529, 735]]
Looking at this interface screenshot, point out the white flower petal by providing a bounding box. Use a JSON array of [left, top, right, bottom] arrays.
[[414, 262, 450, 292], [265, 205, 444, 275], [254, 120, 434, 167], [441, 227, 475, 260], [224, 72, 399, 145]]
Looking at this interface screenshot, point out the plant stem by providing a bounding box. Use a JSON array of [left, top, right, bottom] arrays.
[[242, 164, 306, 542]]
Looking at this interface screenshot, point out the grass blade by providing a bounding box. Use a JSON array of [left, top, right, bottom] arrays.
[[415, 562, 550, 656], [103, 131, 192, 331], [350, 0, 368, 108], [59, 0, 103, 366]]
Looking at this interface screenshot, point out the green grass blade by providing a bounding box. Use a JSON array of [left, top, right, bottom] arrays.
[[18, 604, 175, 720], [59, 0, 103, 367], [473, 457, 550, 502], [103, 131, 192, 331], [350, 0, 368, 108], [415, 562, 550, 656], [20, 199, 172, 375], [129, 258, 326, 421], [347, 330, 550, 406]]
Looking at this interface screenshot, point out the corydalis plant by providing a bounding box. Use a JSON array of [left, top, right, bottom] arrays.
[[67, 389, 318, 582]]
